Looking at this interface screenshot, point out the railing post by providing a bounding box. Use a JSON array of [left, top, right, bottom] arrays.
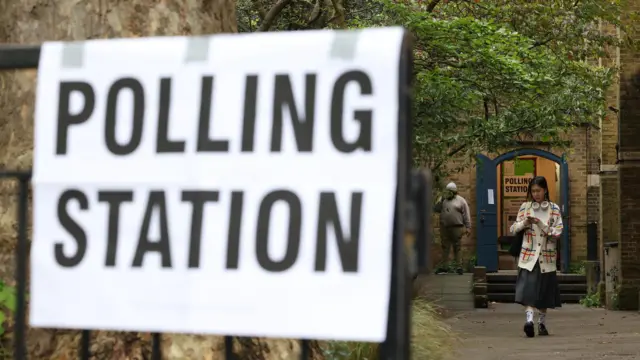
[[379, 31, 413, 360], [15, 175, 30, 360]]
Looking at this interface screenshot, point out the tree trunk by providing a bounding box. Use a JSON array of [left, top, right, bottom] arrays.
[[0, 1, 323, 359]]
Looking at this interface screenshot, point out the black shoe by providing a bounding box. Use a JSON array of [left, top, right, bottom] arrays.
[[456, 268, 464, 275], [538, 323, 549, 336], [524, 321, 535, 338]]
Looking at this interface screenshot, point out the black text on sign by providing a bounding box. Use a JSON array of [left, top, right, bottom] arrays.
[[55, 72, 373, 155], [55, 189, 362, 272]]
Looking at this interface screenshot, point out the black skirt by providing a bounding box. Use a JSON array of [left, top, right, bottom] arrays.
[[514, 262, 562, 309]]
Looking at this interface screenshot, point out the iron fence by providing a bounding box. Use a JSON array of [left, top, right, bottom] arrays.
[[0, 32, 425, 360]]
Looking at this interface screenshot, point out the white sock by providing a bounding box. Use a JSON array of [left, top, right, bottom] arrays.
[[525, 310, 533, 323], [539, 312, 546, 325]]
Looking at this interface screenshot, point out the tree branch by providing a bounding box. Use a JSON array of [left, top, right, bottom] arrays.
[[307, 0, 326, 28], [448, 143, 467, 157], [529, 37, 553, 49], [483, 98, 490, 121], [250, 0, 267, 19], [426, 0, 441, 13], [258, 0, 293, 32], [432, 143, 468, 172], [330, 0, 346, 28]]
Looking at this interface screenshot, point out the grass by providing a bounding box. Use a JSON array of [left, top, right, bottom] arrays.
[[322, 298, 458, 360]]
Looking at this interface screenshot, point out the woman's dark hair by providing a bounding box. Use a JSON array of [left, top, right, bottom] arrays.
[[527, 176, 549, 201]]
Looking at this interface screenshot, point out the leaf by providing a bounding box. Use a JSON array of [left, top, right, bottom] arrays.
[[0, 312, 6, 336], [4, 292, 16, 313], [0, 285, 17, 312]]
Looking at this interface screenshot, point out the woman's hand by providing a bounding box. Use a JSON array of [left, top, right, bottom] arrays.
[[527, 216, 540, 225]]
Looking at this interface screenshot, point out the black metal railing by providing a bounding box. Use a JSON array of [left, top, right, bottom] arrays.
[[0, 31, 424, 360]]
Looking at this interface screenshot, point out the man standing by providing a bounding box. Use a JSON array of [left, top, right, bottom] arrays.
[[434, 182, 471, 274]]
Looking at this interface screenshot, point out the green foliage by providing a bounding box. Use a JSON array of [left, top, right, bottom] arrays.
[[465, 255, 477, 272], [580, 291, 601, 308], [236, 0, 371, 31], [0, 281, 17, 359], [435, 259, 473, 273], [435, 260, 461, 273], [0, 281, 16, 337], [237, 0, 637, 185], [567, 261, 586, 275], [610, 290, 620, 310], [323, 299, 457, 360], [379, 0, 622, 182], [323, 341, 377, 360]]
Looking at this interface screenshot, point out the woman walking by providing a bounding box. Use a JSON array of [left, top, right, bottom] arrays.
[[510, 176, 563, 338]]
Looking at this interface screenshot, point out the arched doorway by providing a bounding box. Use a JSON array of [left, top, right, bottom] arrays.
[[475, 149, 570, 273]]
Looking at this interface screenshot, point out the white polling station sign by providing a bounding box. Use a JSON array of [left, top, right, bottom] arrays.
[[30, 27, 405, 342]]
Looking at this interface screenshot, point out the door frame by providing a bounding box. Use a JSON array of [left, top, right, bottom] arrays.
[[475, 148, 571, 273]]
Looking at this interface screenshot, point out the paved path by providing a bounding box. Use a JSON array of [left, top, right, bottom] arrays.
[[447, 303, 640, 360]]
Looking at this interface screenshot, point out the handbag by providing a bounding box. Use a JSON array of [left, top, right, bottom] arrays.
[[509, 229, 525, 258], [509, 203, 531, 258]]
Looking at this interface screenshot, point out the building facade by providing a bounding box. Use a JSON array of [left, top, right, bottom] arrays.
[[435, 127, 597, 271], [434, 18, 640, 310]]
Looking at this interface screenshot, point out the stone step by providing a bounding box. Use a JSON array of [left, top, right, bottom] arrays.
[[480, 271, 588, 305], [416, 274, 475, 310], [487, 272, 587, 284], [487, 283, 587, 294], [488, 293, 584, 303]]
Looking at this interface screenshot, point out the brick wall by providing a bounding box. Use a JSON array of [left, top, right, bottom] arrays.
[[617, 166, 640, 309], [566, 128, 590, 261], [431, 162, 476, 266], [600, 175, 619, 245], [616, 4, 640, 308], [599, 21, 620, 284], [601, 22, 620, 166], [587, 126, 601, 223], [586, 125, 601, 264]]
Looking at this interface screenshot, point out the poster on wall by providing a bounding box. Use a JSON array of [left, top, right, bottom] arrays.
[[502, 160, 535, 197], [501, 159, 535, 235]]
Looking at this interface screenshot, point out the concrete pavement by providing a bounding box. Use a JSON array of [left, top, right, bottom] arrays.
[[446, 303, 640, 360]]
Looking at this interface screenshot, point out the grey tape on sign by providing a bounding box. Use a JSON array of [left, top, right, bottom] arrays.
[[330, 31, 361, 60], [62, 42, 85, 69], [185, 36, 211, 62]]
